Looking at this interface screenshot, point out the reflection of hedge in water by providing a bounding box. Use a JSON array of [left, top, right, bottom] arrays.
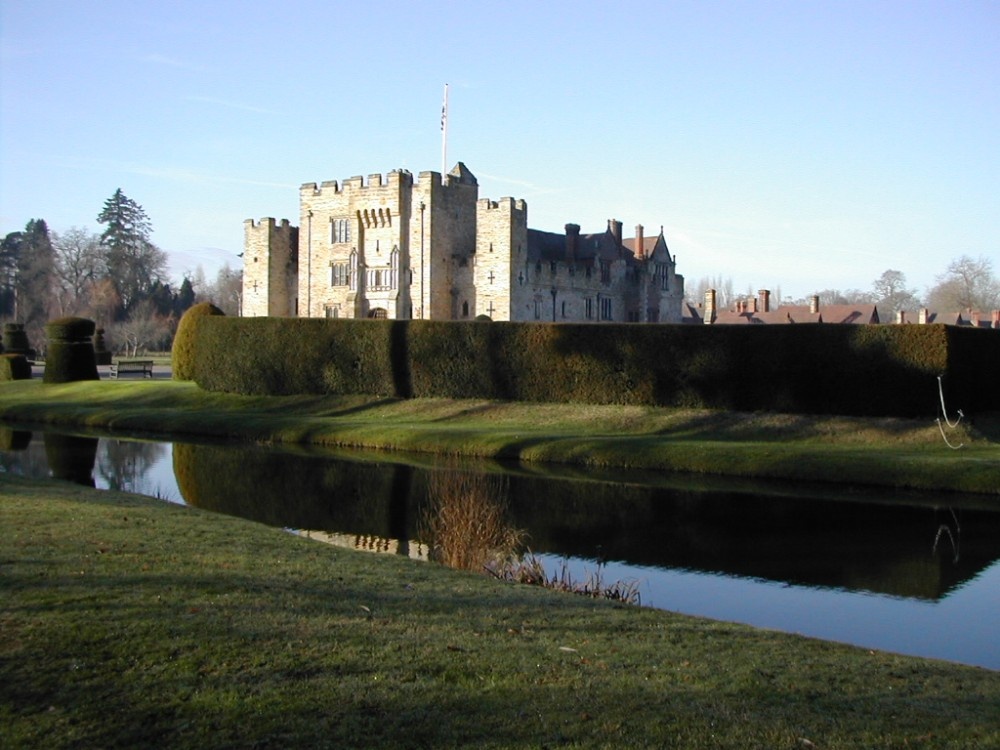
[[173, 443, 420, 538], [505, 475, 1000, 600], [0, 427, 32, 451], [43, 433, 98, 487]]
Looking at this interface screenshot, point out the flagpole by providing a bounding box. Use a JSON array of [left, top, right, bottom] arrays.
[[441, 83, 449, 175]]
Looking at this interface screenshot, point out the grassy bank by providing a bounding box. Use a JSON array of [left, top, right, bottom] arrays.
[[0, 379, 998, 494], [2, 476, 998, 749]]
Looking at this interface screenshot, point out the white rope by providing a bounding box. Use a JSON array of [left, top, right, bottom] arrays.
[[937, 375, 964, 428], [936, 418, 964, 450]]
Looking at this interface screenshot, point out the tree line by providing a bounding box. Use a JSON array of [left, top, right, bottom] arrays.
[[1, 189, 241, 356], [689, 258, 1000, 317]]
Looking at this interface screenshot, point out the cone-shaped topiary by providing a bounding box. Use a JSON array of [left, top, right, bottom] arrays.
[[43, 317, 99, 383], [0, 353, 32, 380], [172, 302, 225, 381]]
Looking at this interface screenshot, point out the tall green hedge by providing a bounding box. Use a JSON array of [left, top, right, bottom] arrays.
[[172, 302, 225, 381], [186, 318, 999, 418]]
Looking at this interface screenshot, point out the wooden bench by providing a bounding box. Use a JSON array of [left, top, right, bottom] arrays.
[[110, 360, 154, 379]]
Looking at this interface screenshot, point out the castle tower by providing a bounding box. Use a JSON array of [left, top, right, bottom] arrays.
[[411, 163, 480, 320], [475, 197, 528, 320], [242, 218, 298, 317]]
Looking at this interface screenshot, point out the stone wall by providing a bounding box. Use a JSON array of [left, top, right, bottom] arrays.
[[242, 218, 297, 317]]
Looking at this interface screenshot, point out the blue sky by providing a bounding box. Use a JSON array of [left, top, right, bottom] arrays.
[[1, 0, 997, 301]]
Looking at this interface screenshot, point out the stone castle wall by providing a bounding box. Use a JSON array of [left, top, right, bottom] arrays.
[[243, 218, 297, 317], [244, 163, 684, 324]]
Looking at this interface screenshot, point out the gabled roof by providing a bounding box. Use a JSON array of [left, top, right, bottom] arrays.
[[777, 304, 879, 324], [623, 230, 671, 261]]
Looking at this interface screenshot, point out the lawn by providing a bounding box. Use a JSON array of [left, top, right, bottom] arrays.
[[2, 476, 998, 749]]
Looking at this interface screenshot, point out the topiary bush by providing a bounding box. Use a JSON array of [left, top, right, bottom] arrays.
[[43, 317, 99, 384], [0, 353, 32, 381], [3, 323, 31, 356], [172, 302, 225, 381]]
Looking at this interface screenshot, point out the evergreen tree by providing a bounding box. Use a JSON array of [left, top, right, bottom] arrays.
[[0, 219, 56, 331], [97, 189, 167, 316]]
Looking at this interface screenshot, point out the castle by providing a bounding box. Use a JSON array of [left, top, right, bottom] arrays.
[[243, 163, 684, 323]]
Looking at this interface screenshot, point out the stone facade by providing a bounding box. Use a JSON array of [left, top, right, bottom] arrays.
[[244, 163, 684, 323], [242, 218, 298, 317]]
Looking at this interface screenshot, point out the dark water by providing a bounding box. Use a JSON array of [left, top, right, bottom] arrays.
[[2, 425, 998, 670]]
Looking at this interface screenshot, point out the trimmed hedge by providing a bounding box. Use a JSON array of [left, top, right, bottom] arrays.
[[187, 318, 1000, 418], [2, 323, 30, 356], [0, 353, 32, 381], [172, 302, 225, 381], [43, 317, 99, 384]]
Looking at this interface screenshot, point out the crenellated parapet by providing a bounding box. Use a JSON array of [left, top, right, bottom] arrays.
[[301, 169, 417, 198]]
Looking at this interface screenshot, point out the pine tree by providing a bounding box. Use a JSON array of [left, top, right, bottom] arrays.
[[97, 189, 167, 316]]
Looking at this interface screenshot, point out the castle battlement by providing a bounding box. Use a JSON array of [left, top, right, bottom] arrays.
[[302, 169, 417, 197], [478, 197, 527, 213], [244, 217, 293, 231]]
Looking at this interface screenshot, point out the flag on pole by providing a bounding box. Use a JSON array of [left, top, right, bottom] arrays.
[[441, 83, 449, 174]]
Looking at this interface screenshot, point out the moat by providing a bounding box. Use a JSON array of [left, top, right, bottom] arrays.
[[2, 425, 998, 670]]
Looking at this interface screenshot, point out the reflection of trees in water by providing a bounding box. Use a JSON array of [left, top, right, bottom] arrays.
[[95, 439, 167, 493], [0, 428, 48, 479]]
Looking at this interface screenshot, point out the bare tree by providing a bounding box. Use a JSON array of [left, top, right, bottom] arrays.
[[689, 275, 735, 310], [925, 255, 1000, 312], [871, 269, 920, 314], [52, 227, 105, 315], [109, 299, 173, 356]]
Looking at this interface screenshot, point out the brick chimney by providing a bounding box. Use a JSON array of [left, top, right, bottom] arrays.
[[635, 224, 644, 259], [565, 223, 580, 262], [608, 219, 622, 247], [758, 289, 770, 313], [809, 295, 820, 314], [704, 289, 716, 324]]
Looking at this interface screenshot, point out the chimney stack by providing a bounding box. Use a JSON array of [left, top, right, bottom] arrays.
[[896, 310, 906, 324], [809, 295, 820, 314], [565, 223, 580, 262], [758, 289, 770, 313], [608, 219, 622, 247], [704, 289, 717, 324], [918, 308, 929, 324], [635, 224, 645, 259], [992, 310, 1000, 329]]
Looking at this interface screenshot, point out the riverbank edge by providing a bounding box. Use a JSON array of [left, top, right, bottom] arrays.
[[2, 475, 998, 749], [1, 379, 998, 495]]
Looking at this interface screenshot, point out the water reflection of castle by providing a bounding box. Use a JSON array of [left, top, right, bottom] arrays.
[[3, 428, 998, 602], [169, 440, 1000, 602]]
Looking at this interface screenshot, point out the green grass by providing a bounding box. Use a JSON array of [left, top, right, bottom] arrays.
[[2, 475, 998, 749], [1, 379, 998, 494]]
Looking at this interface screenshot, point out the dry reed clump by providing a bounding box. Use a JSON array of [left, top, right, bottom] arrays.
[[419, 468, 524, 573], [488, 556, 642, 606]]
